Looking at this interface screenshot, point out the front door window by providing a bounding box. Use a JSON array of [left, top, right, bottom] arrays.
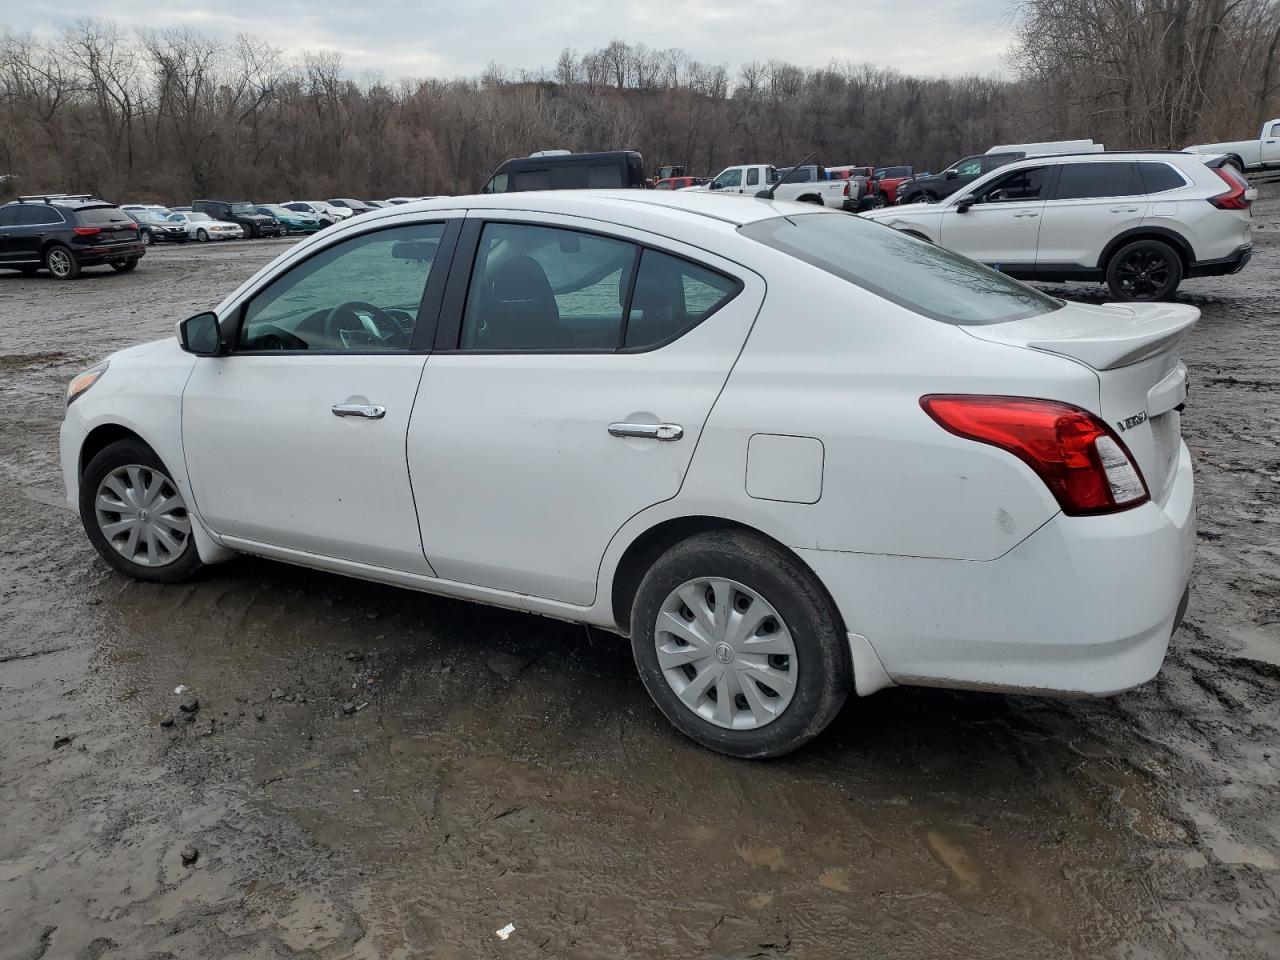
[[239, 224, 446, 352]]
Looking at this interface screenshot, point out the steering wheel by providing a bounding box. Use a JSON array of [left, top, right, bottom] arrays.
[[321, 301, 401, 349]]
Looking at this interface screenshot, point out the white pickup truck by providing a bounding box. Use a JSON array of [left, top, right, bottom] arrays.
[[1185, 119, 1280, 173], [696, 164, 854, 209]]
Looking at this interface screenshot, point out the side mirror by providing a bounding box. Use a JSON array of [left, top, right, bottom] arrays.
[[754, 189, 773, 198], [944, 169, 958, 180], [708, 181, 722, 190], [955, 194, 976, 213], [179, 312, 224, 356]]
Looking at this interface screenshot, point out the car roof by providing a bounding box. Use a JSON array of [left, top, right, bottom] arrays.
[[403, 189, 821, 227]]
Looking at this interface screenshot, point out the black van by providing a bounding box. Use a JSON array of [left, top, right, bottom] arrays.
[[481, 151, 647, 193]]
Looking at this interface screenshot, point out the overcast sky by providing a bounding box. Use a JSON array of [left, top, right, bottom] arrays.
[[4, 0, 1014, 78]]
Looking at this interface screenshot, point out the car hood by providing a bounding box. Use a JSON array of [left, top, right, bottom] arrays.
[[106, 337, 174, 364], [859, 205, 943, 221]]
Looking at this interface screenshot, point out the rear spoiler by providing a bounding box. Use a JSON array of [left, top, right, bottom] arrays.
[[1027, 303, 1199, 370]]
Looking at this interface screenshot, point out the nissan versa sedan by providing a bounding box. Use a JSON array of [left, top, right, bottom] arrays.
[[60, 191, 1195, 758]]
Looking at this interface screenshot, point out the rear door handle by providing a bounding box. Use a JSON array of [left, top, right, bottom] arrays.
[[1012, 211, 1039, 218], [1109, 207, 1140, 213], [332, 403, 385, 419], [609, 422, 683, 441]]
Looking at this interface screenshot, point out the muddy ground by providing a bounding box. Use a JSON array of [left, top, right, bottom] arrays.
[[1, 211, 1277, 960]]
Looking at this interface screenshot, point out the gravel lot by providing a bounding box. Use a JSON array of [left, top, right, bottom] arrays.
[[1, 212, 1277, 960]]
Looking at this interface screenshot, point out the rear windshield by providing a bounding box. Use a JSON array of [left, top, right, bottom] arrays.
[[76, 206, 132, 225], [739, 213, 1062, 326]]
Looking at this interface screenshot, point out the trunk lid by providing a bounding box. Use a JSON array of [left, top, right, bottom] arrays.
[[963, 300, 1197, 502]]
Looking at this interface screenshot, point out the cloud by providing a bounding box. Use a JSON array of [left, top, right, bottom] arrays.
[[4, 0, 1013, 79]]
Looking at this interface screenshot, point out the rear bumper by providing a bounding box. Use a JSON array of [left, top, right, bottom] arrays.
[[1188, 244, 1252, 278], [76, 242, 146, 264], [801, 440, 1195, 697]]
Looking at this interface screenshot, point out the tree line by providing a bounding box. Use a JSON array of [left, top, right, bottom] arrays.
[[0, 6, 1277, 204]]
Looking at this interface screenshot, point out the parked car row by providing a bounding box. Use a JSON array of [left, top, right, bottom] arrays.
[[118, 196, 438, 245]]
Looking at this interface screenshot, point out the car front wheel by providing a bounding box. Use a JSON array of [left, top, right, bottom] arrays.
[[630, 529, 852, 758], [196, 229, 209, 242], [80, 439, 204, 583]]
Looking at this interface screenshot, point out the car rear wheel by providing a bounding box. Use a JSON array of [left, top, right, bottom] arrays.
[[111, 257, 139, 273], [80, 439, 203, 584], [1106, 239, 1182, 301], [44, 244, 80, 280], [630, 529, 852, 758]]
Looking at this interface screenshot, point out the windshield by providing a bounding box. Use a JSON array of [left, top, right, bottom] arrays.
[[187, 212, 212, 222], [261, 205, 293, 216], [231, 202, 255, 213], [739, 213, 1062, 326]]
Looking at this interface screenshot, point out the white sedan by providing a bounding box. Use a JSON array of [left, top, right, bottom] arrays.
[[59, 191, 1195, 757], [167, 211, 243, 242]]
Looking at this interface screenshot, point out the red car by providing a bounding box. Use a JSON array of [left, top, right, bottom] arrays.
[[654, 176, 705, 190], [872, 165, 915, 204]]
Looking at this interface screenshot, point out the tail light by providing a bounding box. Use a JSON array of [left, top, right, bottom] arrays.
[[73, 226, 102, 237], [1208, 166, 1251, 210], [843, 183, 850, 197], [920, 395, 1149, 515]]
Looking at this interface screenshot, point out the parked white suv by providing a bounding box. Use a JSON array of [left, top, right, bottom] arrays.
[[861, 152, 1254, 300]]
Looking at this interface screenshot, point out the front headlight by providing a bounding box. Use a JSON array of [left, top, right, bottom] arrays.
[[67, 361, 108, 407]]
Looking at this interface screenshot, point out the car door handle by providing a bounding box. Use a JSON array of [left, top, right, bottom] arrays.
[[332, 403, 386, 419], [1012, 211, 1039, 218], [1109, 206, 1141, 213], [608, 422, 684, 441]]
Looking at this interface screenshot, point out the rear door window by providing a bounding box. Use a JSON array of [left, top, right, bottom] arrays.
[[460, 223, 636, 351], [1053, 162, 1138, 199], [623, 250, 739, 349], [746, 168, 760, 187], [16, 206, 62, 225]]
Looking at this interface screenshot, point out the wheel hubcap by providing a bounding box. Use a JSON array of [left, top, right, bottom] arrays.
[[50, 250, 70, 275], [654, 577, 798, 730], [1117, 251, 1172, 299], [94, 464, 191, 567]]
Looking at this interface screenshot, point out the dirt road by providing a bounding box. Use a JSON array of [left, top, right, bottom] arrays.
[[1, 219, 1277, 959]]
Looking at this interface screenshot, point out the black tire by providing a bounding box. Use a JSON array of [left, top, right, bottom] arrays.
[[1225, 155, 1245, 173], [44, 243, 80, 279], [912, 191, 936, 204], [1106, 238, 1183, 301], [80, 439, 203, 584], [196, 228, 209, 242], [630, 529, 852, 759], [111, 257, 139, 273], [141, 230, 153, 246], [799, 195, 824, 206]]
